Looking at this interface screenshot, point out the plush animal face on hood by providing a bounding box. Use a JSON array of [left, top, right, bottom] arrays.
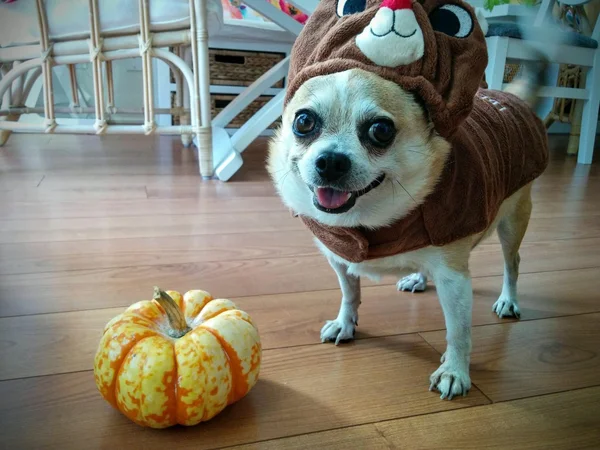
[[286, 0, 488, 138]]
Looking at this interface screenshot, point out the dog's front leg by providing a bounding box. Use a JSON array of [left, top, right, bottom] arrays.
[[320, 259, 361, 345], [429, 266, 473, 400]]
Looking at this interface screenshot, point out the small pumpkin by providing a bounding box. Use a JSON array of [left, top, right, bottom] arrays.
[[94, 287, 261, 428]]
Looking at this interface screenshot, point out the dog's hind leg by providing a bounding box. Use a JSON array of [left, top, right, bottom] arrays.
[[493, 185, 533, 319]]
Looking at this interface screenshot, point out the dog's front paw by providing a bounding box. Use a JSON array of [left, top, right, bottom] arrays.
[[493, 296, 521, 319], [320, 316, 357, 345], [429, 360, 471, 400], [397, 273, 427, 293]]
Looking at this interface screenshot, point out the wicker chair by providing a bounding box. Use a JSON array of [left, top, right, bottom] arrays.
[[0, 0, 315, 180]]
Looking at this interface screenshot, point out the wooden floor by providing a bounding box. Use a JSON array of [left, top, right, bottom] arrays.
[[1, 134, 600, 449]]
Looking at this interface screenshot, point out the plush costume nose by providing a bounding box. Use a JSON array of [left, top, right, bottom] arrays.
[[381, 0, 412, 10]]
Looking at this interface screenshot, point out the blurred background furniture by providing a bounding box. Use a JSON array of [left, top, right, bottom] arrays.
[[0, 0, 315, 180], [483, 0, 599, 164]]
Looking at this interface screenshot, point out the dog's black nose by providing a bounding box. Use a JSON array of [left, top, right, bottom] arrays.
[[315, 152, 351, 182]]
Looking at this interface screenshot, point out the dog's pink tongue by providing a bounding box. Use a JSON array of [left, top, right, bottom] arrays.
[[315, 187, 351, 209]]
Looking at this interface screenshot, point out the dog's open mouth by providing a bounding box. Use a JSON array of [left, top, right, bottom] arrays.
[[313, 174, 386, 214]]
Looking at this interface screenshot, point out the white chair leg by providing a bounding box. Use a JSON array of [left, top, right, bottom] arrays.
[[230, 90, 284, 153], [180, 47, 192, 147], [213, 57, 289, 129], [243, 0, 303, 36], [485, 36, 509, 91], [534, 0, 555, 27], [578, 50, 600, 164], [213, 92, 284, 181]]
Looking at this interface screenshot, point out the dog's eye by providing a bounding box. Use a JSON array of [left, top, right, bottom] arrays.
[[336, 0, 367, 17], [429, 4, 474, 38], [368, 119, 396, 147], [293, 110, 318, 136]]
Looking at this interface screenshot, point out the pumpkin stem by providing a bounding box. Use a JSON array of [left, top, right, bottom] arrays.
[[153, 287, 191, 338]]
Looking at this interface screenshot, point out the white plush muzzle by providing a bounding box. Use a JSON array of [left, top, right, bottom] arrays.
[[356, 6, 425, 67]]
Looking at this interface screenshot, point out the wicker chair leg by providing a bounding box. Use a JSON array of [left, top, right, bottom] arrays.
[[182, 134, 193, 147], [175, 46, 192, 147], [567, 99, 584, 155], [0, 113, 19, 146], [191, 0, 214, 177], [197, 127, 213, 179]]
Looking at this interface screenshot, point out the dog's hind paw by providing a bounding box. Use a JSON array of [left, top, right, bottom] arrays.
[[397, 273, 428, 293], [493, 297, 521, 319]]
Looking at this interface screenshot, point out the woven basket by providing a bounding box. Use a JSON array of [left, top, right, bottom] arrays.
[[171, 92, 180, 125], [168, 93, 281, 129], [503, 63, 522, 83], [211, 94, 280, 129], [209, 49, 285, 88]]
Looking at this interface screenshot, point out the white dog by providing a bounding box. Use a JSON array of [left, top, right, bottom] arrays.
[[269, 0, 548, 400]]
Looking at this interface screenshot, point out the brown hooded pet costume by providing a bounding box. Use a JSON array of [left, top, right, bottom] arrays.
[[288, 0, 548, 263]]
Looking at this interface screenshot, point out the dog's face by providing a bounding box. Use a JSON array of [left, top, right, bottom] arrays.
[[269, 69, 450, 228]]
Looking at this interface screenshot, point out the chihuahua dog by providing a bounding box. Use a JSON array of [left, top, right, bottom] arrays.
[[268, 0, 548, 400]]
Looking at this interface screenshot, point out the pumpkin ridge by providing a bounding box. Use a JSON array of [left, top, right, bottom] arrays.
[[138, 336, 176, 427], [126, 312, 161, 326], [135, 336, 177, 427], [193, 298, 238, 325], [124, 300, 164, 324], [171, 343, 179, 425], [96, 326, 158, 408], [197, 306, 236, 323], [128, 306, 170, 324], [183, 290, 214, 322], [105, 313, 159, 334], [184, 329, 210, 422], [202, 326, 249, 405], [220, 309, 256, 328], [114, 334, 155, 419]]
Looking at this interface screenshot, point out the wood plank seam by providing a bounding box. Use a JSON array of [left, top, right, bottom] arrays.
[[3, 265, 600, 317], [4, 312, 600, 381], [203, 385, 600, 450]]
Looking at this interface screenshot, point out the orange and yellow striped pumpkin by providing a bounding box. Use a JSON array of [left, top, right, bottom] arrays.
[[94, 287, 261, 428]]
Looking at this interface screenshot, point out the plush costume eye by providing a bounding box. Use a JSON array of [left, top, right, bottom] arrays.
[[429, 4, 474, 38], [336, 0, 367, 17]]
